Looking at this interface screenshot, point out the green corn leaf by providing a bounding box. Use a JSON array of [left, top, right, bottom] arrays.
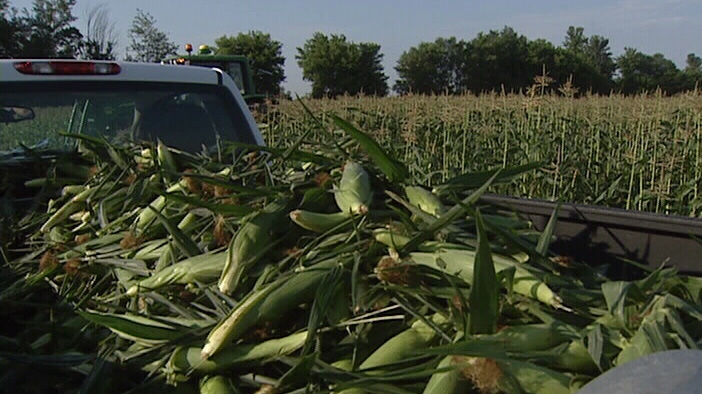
[[331, 114, 409, 183], [162, 192, 254, 217], [148, 206, 201, 257], [536, 202, 561, 256], [469, 209, 498, 335], [586, 325, 607, 372], [400, 170, 500, 253], [434, 161, 543, 195], [602, 281, 633, 329], [78, 311, 182, 342]]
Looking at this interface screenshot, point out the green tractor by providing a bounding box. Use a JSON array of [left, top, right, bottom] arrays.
[[163, 44, 268, 110]]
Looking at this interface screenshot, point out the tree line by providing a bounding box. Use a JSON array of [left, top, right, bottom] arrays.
[[2, 0, 701, 98]]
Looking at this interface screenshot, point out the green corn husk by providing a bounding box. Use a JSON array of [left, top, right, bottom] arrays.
[[202, 284, 276, 360], [204, 258, 342, 359], [334, 161, 372, 215], [422, 355, 467, 394], [126, 251, 227, 296], [405, 185, 445, 217], [454, 356, 573, 394], [289, 209, 350, 233], [40, 186, 99, 233], [135, 180, 187, 233], [409, 249, 562, 308], [550, 339, 598, 373], [496, 359, 574, 394], [132, 238, 169, 261], [218, 198, 290, 295], [475, 323, 574, 353], [336, 315, 445, 394], [199, 375, 238, 394], [157, 140, 179, 175], [360, 314, 445, 372], [167, 330, 308, 375]]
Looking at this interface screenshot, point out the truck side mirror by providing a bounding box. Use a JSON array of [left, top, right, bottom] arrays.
[[1, 106, 36, 123]]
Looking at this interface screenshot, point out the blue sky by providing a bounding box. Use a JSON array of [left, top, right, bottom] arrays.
[[9, 0, 702, 94]]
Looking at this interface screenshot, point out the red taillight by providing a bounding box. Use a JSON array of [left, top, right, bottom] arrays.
[[13, 61, 121, 75]]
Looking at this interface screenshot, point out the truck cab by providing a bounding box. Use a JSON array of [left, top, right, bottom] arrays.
[[163, 44, 267, 108], [0, 59, 265, 216]]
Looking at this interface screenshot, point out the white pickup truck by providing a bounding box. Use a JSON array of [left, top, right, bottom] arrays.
[[0, 59, 265, 216], [0, 59, 265, 153]]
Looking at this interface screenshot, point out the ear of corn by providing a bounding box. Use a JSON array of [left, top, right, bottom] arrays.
[[126, 251, 227, 296], [358, 314, 444, 372], [550, 339, 598, 373], [201, 283, 278, 360], [422, 355, 467, 394], [41, 186, 99, 233], [495, 359, 573, 394], [199, 375, 238, 394], [135, 180, 187, 234], [218, 198, 290, 295], [168, 330, 308, 375], [205, 258, 341, 360], [405, 186, 445, 217], [334, 161, 372, 215], [157, 140, 179, 175], [289, 210, 350, 233], [409, 248, 562, 308]]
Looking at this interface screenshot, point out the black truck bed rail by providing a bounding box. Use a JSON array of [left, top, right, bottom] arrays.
[[481, 194, 702, 276]]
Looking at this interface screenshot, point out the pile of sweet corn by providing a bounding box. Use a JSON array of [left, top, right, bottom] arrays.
[[7, 119, 701, 394]]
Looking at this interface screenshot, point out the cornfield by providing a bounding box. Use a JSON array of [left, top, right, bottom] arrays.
[[259, 91, 702, 216]]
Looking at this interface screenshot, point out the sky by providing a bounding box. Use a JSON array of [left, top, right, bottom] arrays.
[[8, 0, 702, 95]]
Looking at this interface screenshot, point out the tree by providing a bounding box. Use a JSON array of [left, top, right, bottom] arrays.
[[561, 27, 614, 92], [16, 0, 83, 58], [685, 53, 702, 74], [81, 4, 117, 60], [563, 26, 587, 53], [125, 9, 176, 62], [616, 48, 683, 94], [586, 35, 616, 81], [682, 53, 702, 90], [463, 26, 531, 93], [394, 37, 467, 95], [0, 0, 21, 57], [296, 32, 388, 98], [215, 31, 285, 96]]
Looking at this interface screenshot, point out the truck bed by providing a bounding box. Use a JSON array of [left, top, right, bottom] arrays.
[[481, 194, 702, 277]]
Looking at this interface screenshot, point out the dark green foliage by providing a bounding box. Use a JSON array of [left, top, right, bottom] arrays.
[[296, 32, 389, 98], [394, 37, 468, 95], [616, 48, 685, 94], [216, 31, 286, 96]]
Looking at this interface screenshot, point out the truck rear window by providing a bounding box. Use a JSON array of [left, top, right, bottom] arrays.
[[0, 81, 257, 153]]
